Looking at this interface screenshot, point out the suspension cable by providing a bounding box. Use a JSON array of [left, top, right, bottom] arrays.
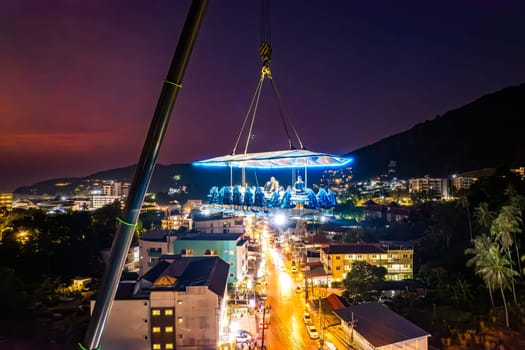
[[232, 76, 264, 155], [233, 0, 306, 155], [260, 0, 271, 45], [243, 76, 265, 154], [269, 76, 305, 149]]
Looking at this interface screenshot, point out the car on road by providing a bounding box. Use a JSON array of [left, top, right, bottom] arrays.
[[306, 325, 319, 339], [235, 330, 252, 343], [379, 295, 394, 304], [302, 312, 312, 324], [322, 340, 337, 350]]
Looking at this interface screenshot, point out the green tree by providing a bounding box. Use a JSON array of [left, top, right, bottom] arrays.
[[448, 277, 473, 307], [457, 190, 473, 241], [342, 261, 387, 302], [466, 235, 518, 327], [465, 235, 495, 307], [474, 202, 494, 232], [491, 205, 521, 304]]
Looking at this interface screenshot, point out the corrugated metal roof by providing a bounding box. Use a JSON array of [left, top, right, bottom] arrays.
[[334, 303, 430, 347]]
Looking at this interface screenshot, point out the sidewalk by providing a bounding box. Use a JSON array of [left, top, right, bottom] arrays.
[[230, 311, 258, 336]]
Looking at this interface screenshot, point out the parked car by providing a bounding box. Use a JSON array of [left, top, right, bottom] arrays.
[[303, 312, 312, 324], [322, 340, 336, 350], [306, 325, 319, 339], [235, 330, 252, 343], [379, 295, 394, 304]]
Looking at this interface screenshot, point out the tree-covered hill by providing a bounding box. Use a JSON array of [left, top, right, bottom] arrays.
[[348, 83, 525, 180]]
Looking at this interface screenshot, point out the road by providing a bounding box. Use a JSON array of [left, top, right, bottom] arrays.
[[257, 246, 347, 350]]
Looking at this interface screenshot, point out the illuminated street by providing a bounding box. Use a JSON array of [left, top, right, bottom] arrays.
[[256, 237, 348, 350]]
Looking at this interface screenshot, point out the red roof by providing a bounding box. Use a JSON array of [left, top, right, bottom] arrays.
[[325, 293, 346, 311]]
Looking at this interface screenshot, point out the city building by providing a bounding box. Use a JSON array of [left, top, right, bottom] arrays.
[[363, 200, 412, 223], [511, 166, 525, 179], [450, 174, 477, 192], [320, 243, 413, 282], [334, 302, 430, 350], [192, 212, 244, 234], [408, 176, 449, 200], [139, 230, 179, 275], [101, 245, 140, 274], [102, 180, 130, 197], [0, 192, 13, 209], [162, 214, 193, 231], [91, 195, 121, 210], [173, 233, 248, 284], [96, 256, 229, 350]]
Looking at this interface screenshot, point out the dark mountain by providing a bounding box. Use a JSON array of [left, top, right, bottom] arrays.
[[15, 163, 325, 199], [348, 83, 525, 180]]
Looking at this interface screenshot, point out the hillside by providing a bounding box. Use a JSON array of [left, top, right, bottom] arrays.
[[348, 83, 525, 180], [14, 164, 325, 199]]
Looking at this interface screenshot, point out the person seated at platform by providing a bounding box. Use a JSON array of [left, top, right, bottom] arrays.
[[294, 176, 305, 193], [280, 186, 295, 209], [268, 176, 279, 193], [264, 178, 272, 192], [254, 187, 266, 207]]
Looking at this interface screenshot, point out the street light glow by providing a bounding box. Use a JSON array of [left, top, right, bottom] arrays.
[[274, 214, 286, 226]]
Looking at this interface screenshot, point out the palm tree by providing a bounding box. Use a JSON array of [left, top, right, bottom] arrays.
[[477, 244, 517, 327], [466, 236, 517, 327], [491, 206, 521, 303], [510, 196, 525, 272], [474, 202, 494, 232], [465, 235, 495, 307], [457, 190, 473, 241]]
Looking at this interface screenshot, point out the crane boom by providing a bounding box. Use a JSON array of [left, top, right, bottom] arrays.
[[80, 1, 209, 349]]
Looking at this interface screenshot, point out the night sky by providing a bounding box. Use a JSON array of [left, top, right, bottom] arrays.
[[1, 0, 524, 192]]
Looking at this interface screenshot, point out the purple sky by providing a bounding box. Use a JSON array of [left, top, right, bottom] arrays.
[[1, 0, 524, 192]]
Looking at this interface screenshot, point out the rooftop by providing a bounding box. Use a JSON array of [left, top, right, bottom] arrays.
[[334, 302, 430, 347], [322, 244, 386, 255]]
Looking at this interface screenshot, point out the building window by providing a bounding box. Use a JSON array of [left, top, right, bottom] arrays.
[[165, 326, 173, 333], [153, 344, 161, 350], [152, 309, 161, 316], [165, 309, 173, 316], [336, 266, 341, 270], [152, 327, 161, 333], [335, 256, 341, 260], [166, 344, 174, 349]]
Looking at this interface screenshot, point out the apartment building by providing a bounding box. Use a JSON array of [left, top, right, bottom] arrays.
[[450, 175, 477, 192], [192, 213, 244, 234], [0, 193, 13, 209], [408, 176, 449, 199], [173, 233, 248, 284], [162, 214, 193, 231], [95, 256, 229, 350], [139, 230, 179, 275], [320, 243, 413, 282]]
